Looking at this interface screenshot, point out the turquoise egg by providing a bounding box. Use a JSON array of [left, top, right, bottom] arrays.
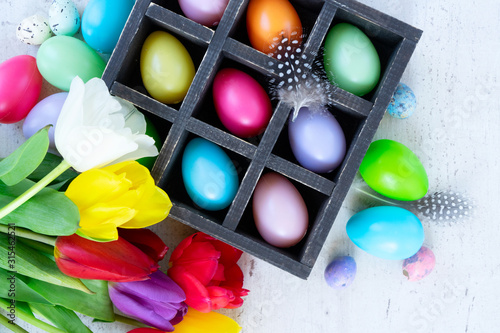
[[346, 206, 424, 260], [182, 138, 239, 211]]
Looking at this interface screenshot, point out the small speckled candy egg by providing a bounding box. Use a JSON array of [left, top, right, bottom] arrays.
[[387, 83, 416, 119], [49, 0, 81, 36], [324, 256, 357, 289], [16, 15, 53, 45], [402, 246, 435, 281]]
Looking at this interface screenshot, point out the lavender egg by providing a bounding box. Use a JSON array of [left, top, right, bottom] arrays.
[[324, 256, 357, 289], [178, 0, 229, 27], [288, 106, 346, 173], [253, 172, 308, 248], [402, 246, 435, 281], [23, 92, 68, 151]]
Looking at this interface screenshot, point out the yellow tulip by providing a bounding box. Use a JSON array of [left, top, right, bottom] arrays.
[[173, 308, 242, 333], [65, 160, 172, 241]]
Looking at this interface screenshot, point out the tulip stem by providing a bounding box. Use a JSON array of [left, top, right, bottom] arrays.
[[0, 224, 56, 246], [0, 314, 29, 333], [0, 299, 66, 333], [0, 160, 71, 220], [113, 314, 150, 328]]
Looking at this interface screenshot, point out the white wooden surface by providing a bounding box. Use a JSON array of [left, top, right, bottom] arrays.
[[1, 1, 499, 332]]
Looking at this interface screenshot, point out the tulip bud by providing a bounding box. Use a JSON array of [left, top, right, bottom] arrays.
[[55, 234, 159, 282]]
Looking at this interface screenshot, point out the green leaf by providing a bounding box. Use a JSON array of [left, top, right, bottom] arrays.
[[22, 278, 115, 322], [0, 269, 51, 304], [0, 234, 92, 294], [29, 303, 92, 333], [27, 153, 78, 185], [0, 128, 49, 186], [0, 299, 66, 333], [0, 179, 79, 236]]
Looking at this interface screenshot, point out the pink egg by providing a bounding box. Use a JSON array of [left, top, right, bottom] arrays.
[[23, 92, 68, 150], [402, 246, 436, 281], [252, 172, 308, 248], [0, 55, 43, 124], [213, 68, 272, 138], [178, 0, 229, 27]]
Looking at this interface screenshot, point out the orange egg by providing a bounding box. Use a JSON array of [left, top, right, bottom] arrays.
[[246, 0, 303, 56]]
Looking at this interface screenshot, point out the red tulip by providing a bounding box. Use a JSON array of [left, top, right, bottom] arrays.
[[118, 228, 169, 262], [168, 232, 249, 313], [55, 233, 160, 282]]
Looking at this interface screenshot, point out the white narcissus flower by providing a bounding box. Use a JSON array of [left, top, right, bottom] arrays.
[[55, 76, 158, 172]]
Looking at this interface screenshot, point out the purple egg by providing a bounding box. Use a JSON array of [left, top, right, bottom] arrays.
[[288, 106, 346, 173], [324, 256, 357, 289], [402, 246, 436, 281], [178, 0, 229, 27], [252, 172, 308, 248], [23, 92, 68, 150]]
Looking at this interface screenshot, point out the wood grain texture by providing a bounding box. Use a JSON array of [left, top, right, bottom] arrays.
[[1, 0, 499, 332]]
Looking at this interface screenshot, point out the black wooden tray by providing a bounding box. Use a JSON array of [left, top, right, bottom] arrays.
[[102, 0, 422, 279]]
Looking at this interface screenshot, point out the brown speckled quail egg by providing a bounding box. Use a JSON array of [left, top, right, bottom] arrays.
[[16, 15, 53, 45]]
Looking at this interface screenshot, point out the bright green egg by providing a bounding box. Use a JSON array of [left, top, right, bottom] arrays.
[[359, 139, 429, 201], [323, 23, 381, 96], [140, 31, 195, 104], [37, 36, 106, 91], [136, 115, 162, 170]]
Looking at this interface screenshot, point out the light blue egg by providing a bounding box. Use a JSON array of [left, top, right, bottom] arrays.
[[182, 138, 239, 211], [346, 206, 424, 260], [82, 0, 135, 53], [387, 83, 416, 119]]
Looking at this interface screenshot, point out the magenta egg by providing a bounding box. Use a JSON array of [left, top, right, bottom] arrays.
[[213, 68, 272, 138], [23, 92, 68, 150], [252, 172, 308, 248], [178, 0, 229, 27], [0, 55, 43, 124], [402, 246, 436, 281]]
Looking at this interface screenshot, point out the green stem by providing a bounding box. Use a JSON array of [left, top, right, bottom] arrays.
[[0, 299, 65, 333], [0, 225, 56, 246], [0, 160, 71, 220], [113, 314, 149, 328], [353, 186, 398, 206], [0, 313, 29, 333]]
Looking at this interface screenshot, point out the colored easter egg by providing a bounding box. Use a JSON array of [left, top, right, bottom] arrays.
[[288, 106, 346, 173], [246, 0, 302, 55], [253, 172, 308, 248], [37, 36, 106, 91], [359, 139, 428, 201], [140, 31, 195, 104], [323, 23, 380, 96], [178, 0, 229, 27], [0, 55, 43, 124], [387, 83, 417, 119], [324, 256, 357, 289], [213, 68, 272, 138], [346, 206, 424, 260], [182, 138, 239, 211], [136, 115, 161, 170], [23, 92, 68, 151], [402, 246, 435, 281], [49, 0, 81, 36], [82, 0, 135, 53], [17, 15, 53, 45]]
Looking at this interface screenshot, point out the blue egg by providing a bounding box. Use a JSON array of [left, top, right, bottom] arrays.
[[288, 106, 346, 173], [324, 256, 356, 289], [82, 0, 135, 53], [346, 206, 424, 260], [182, 138, 239, 211], [387, 83, 416, 119]]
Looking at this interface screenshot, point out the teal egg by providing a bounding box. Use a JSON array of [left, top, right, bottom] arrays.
[[182, 138, 239, 211], [323, 23, 381, 96], [37, 36, 106, 91], [346, 206, 424, 260]]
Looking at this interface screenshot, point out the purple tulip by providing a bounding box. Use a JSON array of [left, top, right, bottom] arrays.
[[109, 271, 188, 331]]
